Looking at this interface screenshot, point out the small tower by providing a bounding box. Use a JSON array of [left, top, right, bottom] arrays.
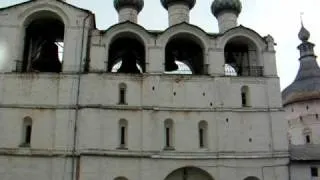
[[211, 0, 242, 33], [161, 0, 196, 26], [282, 24, 320, 106], [114, 0, 144, 23]]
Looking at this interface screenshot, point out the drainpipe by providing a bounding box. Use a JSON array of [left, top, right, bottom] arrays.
[[71, 13, 91, 180]]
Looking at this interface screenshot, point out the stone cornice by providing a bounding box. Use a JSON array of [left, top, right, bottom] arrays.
[[0, 148, 289, 159], [0, 104, 283, 112]]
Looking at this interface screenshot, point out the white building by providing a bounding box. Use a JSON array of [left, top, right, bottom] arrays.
[[0, 0, 289, 180], [282, 24, 320, 180]]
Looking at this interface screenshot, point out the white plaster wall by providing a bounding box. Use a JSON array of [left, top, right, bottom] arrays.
[[284, 100, 320, 145], [0, 156, 72, 180], [79, 157, 288, 180], [0, 109, 75, 150], [290, 164, 320, 180], [77, 109, 279, 152], [0, 74, 78, 106], [79, 74, 282, 109]]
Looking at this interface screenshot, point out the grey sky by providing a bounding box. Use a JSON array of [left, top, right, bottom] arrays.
[[1, 0, 320, 90]]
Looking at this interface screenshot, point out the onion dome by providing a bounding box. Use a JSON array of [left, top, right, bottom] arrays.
[[211, 0, 242, 17], [114, 0, 144, 12], [298, 25, 310, 42], [161, 0, 196, 9]]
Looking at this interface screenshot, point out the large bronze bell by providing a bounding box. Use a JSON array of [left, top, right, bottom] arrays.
[[32, 40, 62, 73], [118, 50, 141, 74], [165, 52, 178, 71]]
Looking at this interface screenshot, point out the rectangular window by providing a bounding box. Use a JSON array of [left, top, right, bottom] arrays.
[[311, 167, 318, 177], [306, 135, 311, 144], [120, 126, 126, 146], [199, 128, 204, 148], [166, 127, 170, 147], [25, 125, 32, 144], [241, 92, 246, 106], [119, 88, 126, 104]]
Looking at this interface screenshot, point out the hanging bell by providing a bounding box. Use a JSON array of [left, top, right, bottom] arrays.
[[118, 50, 141, 74], [32, 40, 62, 73]]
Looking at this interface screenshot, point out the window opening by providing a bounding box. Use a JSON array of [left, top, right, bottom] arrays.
[[165, 36, 204, 75], [119, 83, 127, 104], [118, 119, 128, 148], [164, 119, 174, 149], [224, 37, 262, 77], [198, 121, 208, 148], [306, 135, 311, 144], [21, 116, 32, 147], [22, 15, 64, 73], [166, 127, 171, 147], [120, 126, 126, 146], [311, 167, 318, 177], [108, 36, 145, 74], [199, 128, 204, 148], [241, 86, 249, 107], [25, 125, 32, 144]]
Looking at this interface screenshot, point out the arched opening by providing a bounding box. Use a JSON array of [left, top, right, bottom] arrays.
[[108, 34, 145, 74], [244, 176, 260, 180], [21, 116, 33, 147], [224, 36, 262, 76], [118, 119, 128, 148], [22, 11, 64, 73], [198, 120, 208, 148], [165, 167, 214, 180], [164, 119, 174, 150], [114, 177, 128, 180], [241, 86, 250, 107], [165, 34, 204, 75]]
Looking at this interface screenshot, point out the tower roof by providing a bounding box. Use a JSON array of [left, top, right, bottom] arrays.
[[282, 25, 320, 105], [298, 24, 310, 42], [114, 0, 144, 12], [160, 0, 196, 10], [211, 0, 242, 17]]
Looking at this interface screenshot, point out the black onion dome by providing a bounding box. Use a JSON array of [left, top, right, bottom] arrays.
[[298, 25, 310, 42], [211, 0, 242, 17], [114, 0, 144, 12], [161, 0, 196, 10]]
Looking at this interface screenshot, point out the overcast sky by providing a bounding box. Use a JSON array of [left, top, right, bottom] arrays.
[[1, 0, 320, 90]]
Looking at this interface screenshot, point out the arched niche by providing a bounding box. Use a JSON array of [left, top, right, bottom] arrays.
[[218, 26, 267, 77], [107, 32, 146, 74], [224, 36, 261, 76], [244, 176, 260, 180], [114, 176, 128, 180], [21, 10, 65, 73], [164, 33, 205, 75], [157, 23, 209, 75], [103, 22, 151, 73], [164, 167, 214, 180]]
